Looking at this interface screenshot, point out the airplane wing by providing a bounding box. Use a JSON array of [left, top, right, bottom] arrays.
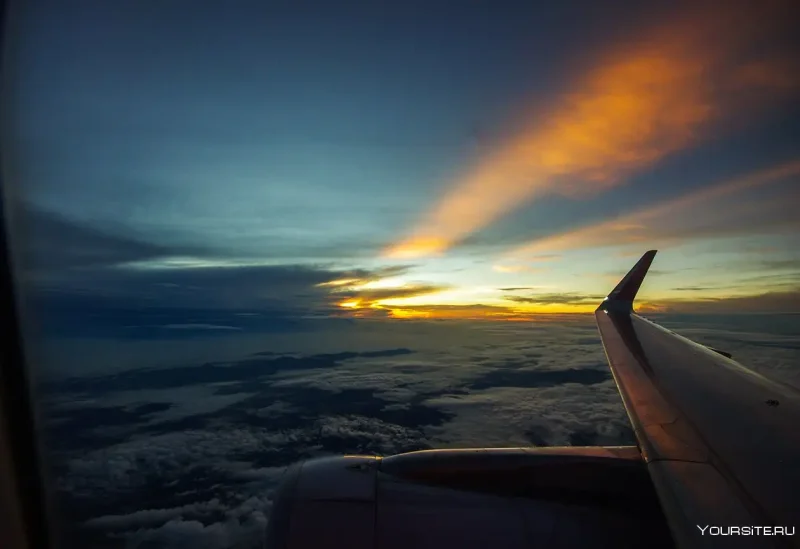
[[264, 251, 800, 549], [596, 250, 800, 548]]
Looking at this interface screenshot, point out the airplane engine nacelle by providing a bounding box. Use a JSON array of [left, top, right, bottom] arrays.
[[264, 448, 674, 549]]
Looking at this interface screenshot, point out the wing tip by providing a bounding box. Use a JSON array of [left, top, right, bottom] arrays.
[[598, 250, 658, 313]]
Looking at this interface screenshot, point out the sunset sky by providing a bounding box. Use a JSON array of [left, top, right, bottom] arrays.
[[7, 0, 800, 321]]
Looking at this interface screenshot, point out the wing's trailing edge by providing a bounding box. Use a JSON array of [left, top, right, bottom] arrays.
[[596, 251, 800, 549]]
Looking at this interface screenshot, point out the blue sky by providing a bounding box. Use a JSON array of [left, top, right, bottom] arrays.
[[5, 0, 800, 322]]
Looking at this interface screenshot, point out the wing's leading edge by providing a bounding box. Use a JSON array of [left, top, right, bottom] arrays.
[[596, 251, 800, 549]]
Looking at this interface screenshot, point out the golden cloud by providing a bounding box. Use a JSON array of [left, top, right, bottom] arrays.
[[387, 304, 517, 320], [384, 3, 798, 259], [322, 276, 453, 316]]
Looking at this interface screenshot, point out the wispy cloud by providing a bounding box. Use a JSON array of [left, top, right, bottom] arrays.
[[656, 290, 800, 314], [671, 286, 727, 292], [506, 293, 606, 306], [757, 259, 800, 271], [384, 4, 798, 259], [506, 160, 800, 257], [327, 282, 453, 315], [491, 265, 549, 274], [498, 287, 542, 292]]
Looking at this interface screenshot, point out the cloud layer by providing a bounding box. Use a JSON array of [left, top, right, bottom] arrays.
[[38, 313, 800, 547]]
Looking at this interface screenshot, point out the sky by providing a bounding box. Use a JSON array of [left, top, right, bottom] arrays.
[[4, 0, 800, 322], [4, 4, 800, 546]]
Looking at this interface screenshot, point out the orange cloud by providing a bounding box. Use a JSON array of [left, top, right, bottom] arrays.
[[384, 3, 798, 259], [507, 160, 800, 257]]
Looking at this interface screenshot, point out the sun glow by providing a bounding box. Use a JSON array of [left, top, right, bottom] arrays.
[[318, 278, 362, 288]]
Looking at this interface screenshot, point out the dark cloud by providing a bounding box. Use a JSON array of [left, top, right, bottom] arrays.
[[332, 284, 451, 304], [507, 293, 606, 305], [45, 402, 174, 453], [11, 203, 180, 272], [306, 348, 414, 361], [737, 271, 800, 285], [11, 203, 433, 338], [524, 425, 552, 446], [470, 368, 610, 390], [44, 348, 416, 394], [12, 205, 429, 336], [756, 258, 800, 270], [671, 286, 718, 291], [657, 289, 800, 313], [568, 428, 599, 446], [27, 292, 324, 339], [322, 264, 415, 283]]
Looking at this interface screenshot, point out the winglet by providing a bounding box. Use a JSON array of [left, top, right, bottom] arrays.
[[597, 250, 657, 314]]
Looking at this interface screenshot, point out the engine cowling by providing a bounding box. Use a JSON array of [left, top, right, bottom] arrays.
[[265, 447, 673, 548]]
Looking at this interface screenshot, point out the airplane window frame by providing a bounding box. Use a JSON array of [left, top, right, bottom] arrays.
[[0, 0, 58, 546]]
